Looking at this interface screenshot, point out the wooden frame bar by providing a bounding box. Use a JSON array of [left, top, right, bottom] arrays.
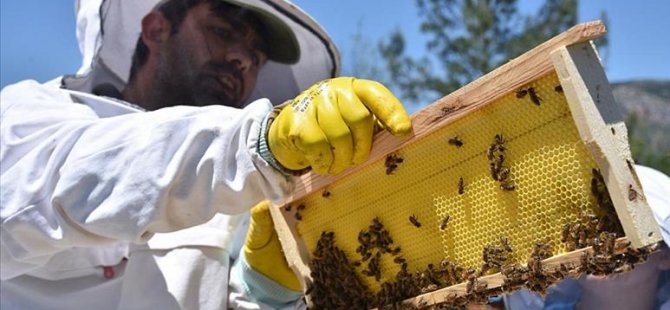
[[551, 42, 661, 248]]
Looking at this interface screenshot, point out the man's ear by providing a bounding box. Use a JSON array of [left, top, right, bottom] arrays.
[[140, 11, 171, 51]]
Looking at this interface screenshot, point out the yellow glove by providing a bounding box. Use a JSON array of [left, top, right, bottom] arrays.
[[267, 77, 412, 175], [244, 200, 301, 291]]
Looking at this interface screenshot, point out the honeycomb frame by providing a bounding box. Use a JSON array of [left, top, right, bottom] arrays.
[[269, 21, 662, 308]]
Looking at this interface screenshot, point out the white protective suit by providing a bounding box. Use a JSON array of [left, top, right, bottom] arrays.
[[0, 0, 339, 309]]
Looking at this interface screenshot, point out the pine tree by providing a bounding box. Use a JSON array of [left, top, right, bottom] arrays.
[[378, 0, 587, 103]]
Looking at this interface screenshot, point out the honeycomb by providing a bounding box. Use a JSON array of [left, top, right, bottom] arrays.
[[293, 72, 601, 292]]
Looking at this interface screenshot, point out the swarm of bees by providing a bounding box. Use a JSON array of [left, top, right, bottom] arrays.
[[385, 153, 405, 175], [356, 217, 402, 282], [308, 219, 657, 310], [524, 241, 555, 295], [590, 168, 625, 235], [308, 231, 374, 309], [487, 134, 515, 191], [305, 161, 651, 309], [480, 236, 514, 275]]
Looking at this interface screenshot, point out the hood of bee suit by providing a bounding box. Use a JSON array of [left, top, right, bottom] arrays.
[[64, 0, 340, 106]]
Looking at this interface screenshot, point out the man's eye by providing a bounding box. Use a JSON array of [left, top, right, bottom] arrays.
[[209, 26, 233, 40]]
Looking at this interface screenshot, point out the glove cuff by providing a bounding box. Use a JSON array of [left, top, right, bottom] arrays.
[[234, 253, 303, 306], [258, 107, 311, 177]]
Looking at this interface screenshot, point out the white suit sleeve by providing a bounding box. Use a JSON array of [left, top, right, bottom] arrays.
[[0, 80, 292, 279]]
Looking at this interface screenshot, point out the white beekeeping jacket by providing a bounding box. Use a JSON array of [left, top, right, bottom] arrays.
[[0, 0, 339, 309]]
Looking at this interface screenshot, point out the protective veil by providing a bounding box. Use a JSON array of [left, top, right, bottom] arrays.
[[0, 0, 339, 309]]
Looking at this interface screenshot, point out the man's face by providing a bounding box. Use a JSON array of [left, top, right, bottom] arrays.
[[152, 2, 268, 109]]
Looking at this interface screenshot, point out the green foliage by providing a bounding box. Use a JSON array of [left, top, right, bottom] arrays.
[[378, 0, 580, 103], [626, 112, 670, 175]]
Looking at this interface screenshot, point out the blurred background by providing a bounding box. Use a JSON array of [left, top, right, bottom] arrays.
[[1, 0, 668, 173]]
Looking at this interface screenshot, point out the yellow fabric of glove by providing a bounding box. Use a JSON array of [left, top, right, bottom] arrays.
[[268, 77, 412, 175], [244, 200, 301, 291]]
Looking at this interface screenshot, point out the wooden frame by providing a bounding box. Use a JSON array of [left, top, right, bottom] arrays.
[[551, 42, 660, 247], [269, 20, 663, 307]]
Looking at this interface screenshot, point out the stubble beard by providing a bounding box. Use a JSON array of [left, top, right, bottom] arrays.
[[148, 39, 247, 110]]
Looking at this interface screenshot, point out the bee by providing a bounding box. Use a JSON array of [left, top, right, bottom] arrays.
[[490, 162, 499, 181], [409, 214, 421, 228], [385, 153, 403, 165], [561, 223, 571, 243], [448, 136, 464, 147], [294, 212, 302, 221], [390, 246, 401, 255], [446, 293, 469, 307], [497, 166, 510, 181], [487, 144, 497, 161], [321, 189, 331, 198], [457, 177, 465, 194], [582, 212, 600, 230], [501, 182, 516, 191], [500, 236, 513, 252], [628, 184, 638, 201], [592, 167, 602, 179], [528, 87, 542, 105], [393, 256, 406, 264], [497, 142, 507, 152], [495, 133, 505, 145], [516, 88, 528, 98], [371, 217, 383, 231], [599, 232, 616, 256], [384, 154, 403, 175], [285, 205, 292, 211], [297, 204, 306, 211], [464, 271, 477, 293], [554, 85, 563, 93], [494, 154, 505, 170], [421, 284, 438, 294], [440, 215, 450, 230], [532, 241, 553, 259]]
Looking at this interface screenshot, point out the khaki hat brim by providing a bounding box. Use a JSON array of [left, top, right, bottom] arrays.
[[221, 0, 300, 64]]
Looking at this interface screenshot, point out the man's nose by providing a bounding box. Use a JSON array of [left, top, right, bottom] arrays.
[[225, 45, 253, 73]]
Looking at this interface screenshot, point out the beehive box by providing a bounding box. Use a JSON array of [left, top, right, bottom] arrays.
[[269, 21, 662, 309]]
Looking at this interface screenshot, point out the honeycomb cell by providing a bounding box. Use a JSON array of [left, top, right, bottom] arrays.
[[294, 73, 604, 292]]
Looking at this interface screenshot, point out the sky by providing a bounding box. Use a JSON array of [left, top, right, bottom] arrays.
[[2, 0, 669, 91]]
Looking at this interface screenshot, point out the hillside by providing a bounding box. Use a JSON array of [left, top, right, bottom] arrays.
[[611, 80, 670, 174]]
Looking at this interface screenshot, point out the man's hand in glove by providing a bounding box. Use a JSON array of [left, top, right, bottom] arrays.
[[243, 200, 301, 291], [265, 77, 412, 175]]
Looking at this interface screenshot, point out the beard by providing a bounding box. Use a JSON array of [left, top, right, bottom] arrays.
[[147, 40, 248, 110]]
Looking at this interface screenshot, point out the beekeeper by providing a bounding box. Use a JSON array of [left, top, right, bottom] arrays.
[[0, 0, 411, 309]]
